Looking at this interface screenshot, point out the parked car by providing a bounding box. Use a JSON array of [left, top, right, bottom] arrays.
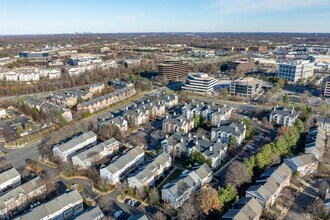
[[114, 210, 123, 219]]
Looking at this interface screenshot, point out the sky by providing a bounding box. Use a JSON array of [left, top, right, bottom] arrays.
[[1, 0, 330, 35]]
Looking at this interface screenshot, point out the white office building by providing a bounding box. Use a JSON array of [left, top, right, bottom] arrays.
[[53, 131, 97, 161], [278, 60, 314, 83], [182, 73, 218, 94]]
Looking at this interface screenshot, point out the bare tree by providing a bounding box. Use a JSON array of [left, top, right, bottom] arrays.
[[153, 211, 166, 220], [178, 198, 198, 220], [225, 161, 251, 188], [148, 188, 160, 205]]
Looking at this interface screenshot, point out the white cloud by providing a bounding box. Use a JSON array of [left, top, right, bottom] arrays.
[[212, 0, 330, 14]]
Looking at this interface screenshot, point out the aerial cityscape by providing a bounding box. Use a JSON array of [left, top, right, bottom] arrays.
[[0, 1, 330, 220]]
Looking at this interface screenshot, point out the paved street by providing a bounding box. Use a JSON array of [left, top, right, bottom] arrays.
[[0, 90, 154, 168]]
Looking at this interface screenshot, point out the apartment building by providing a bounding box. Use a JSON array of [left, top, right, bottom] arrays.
[[161, 164, 212, 209], [162, 114, 194, 134], [182, 73, 219, 94], [128, 152, 171, 191], [158, 93, 179, 109], [321, 76, 330, 98], [181, 101, 233, 126], [0, 168, 21, 195], [48, 93, 77, 108], [53, 131, 97, 161], [123, 106, 150, 126], [278, 60, 314, 83], [246, 163, 292, 209], [316, 116, 330, 133], [99, 116, 128, 132], [269, 106, 299, 126], [0, 177, 46, 219], [211, 121, 246, 144], [100, 147, 145, 185], [230, 77, 262, 99], [284, 154, 319, 177], [71, 138, 120, 169], [158, 60, 188, 83], [305, 126, 326, 160], [221, 197, 263, 220], [186, 138, 228, 169], [161, 132, 190, 157], [73, 206, 104, 220], [15, 190, 83, 220]]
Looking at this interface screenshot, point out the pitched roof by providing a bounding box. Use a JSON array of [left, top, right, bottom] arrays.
[[16, 190, 83, 220], [53, 131, 96, 153], [284, 154, 319, 170], [73, 206, 104, 220], [0, 168, 20, 186], [221, 197, 263, 220], [103, 147, 144, 174]]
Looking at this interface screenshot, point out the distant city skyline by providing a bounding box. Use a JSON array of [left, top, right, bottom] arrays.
[[1, 0, 330, 35]]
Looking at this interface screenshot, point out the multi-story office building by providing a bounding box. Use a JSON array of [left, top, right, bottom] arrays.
[[53, 131, 97, 161], [19, 51, 49, 59], [158, 60, 188, 83], [182, 73, 219, 94], [321, 76, 330, 98], [277, 60, 314, 83], [228, 59, 253, 73], [15, 190, 84, 220], [230, 77, 262, 99]]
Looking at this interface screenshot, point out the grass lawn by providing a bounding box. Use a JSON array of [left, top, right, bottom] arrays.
[[173, 160, 191, 170], [158, 169, 183, 190]]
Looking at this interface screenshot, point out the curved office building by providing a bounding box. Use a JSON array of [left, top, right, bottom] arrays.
[[182, 72, 218, 94]]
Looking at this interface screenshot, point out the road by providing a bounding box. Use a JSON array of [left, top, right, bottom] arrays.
[[0, 90, 155, 168]]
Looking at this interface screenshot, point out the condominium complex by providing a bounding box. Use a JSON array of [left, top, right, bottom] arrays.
[[71, 138, 120, 169], [182, 73, 219, 94], [230, 77, 262, 99], [0, 168, 21, 195], [1, 177, 46, 219], [15, 190, 83, 220], [321, 76, 330, 98], [100, 147, 145, 184], [161, 164, 212, 209], [53, 131, 97, 161], [158, 60, 188, 83], [128, 152, 171, 191], [269, 106, 299, 126], [277, 60, 314, 83]]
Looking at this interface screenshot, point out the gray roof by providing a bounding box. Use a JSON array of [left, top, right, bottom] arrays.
[[284, 154, 319, 170], [25, 97, 44, 107], [54, 131, 96, 153], [212, 120, 246, 137], [270, 106, 298, 118], [162, 164, 212, 199], [0, 177, 42, 210], [16, 190, 83, 220], [316, 116, 330, 124], [0, 168, 20, 186], [72, 138, 119, 162], [187, 138, 227, 159], [73, 206, 104, 220], [128, 214, 149, 220], [222, 197, 263, 220], [129, 152, 170, 184], [103, 147, 144, 174]]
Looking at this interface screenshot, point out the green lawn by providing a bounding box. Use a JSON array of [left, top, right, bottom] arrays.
[[158, 169, 183, 190]]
